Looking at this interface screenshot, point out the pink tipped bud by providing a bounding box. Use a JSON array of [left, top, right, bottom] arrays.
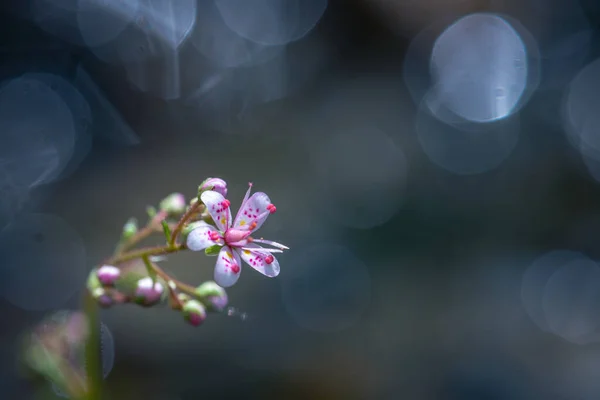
[[92, 288, 114, 308], [199, 177, 228, 197], [97, 265, 120, 286], [182, 300, 207, 327], [159, 192, 186, 215], [194, 281, 228, 312], [134, 277, 164, 306]]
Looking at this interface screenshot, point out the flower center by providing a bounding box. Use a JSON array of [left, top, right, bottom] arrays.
[[224, 228, 251, 244]]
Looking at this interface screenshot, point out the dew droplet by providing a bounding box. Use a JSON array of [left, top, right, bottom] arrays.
[[225, 306, 249, 321]]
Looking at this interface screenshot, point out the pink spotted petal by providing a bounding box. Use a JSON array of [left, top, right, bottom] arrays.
[[186, 221, 224, 251], [237, 244, 280, 278], [200, 190, 232, 231], [214, 246, 242, 287], [233, 192, 272, 232]]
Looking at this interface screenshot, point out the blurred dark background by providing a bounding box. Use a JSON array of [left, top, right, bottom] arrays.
[[2, 0, 600, 399]]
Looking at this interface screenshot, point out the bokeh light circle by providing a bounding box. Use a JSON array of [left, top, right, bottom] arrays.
[[404, 13, 539, 122], [416, 97, 520, 175], [309, 125, 408, 229], [281, 244, 371, 333], [0, 77, 77, 188], [521, 250, 588, 334], [76, 0, 139, 47], [563, 57, 600, 182], [215, 0, 328, 46], [22, 72, 93, 181], [430, 13, 528, 123], [191, 0, 283, 68], [542, 258, 600, 344]]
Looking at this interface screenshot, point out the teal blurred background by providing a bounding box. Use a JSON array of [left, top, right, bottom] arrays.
[[1, 0, 600, 399]]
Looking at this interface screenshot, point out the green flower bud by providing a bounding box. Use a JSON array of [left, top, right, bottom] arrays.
[[182, 221, 207, 237], [182, 300, 206, 327], [121, 218, 138, 240], [194, 281, 228, 312], [86, 269, 101, 292], [159, 193, 186, 215]]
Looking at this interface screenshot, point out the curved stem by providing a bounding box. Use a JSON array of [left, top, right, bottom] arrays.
[[83, 290, 101, 400], [150, 261, 197, 297], [170, 202, 204, 247], [115, 210, 169, 255], [105, 244, 185, 266]]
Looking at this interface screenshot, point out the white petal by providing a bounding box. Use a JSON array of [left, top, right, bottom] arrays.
[[200, 190, 232, 231], [186, 221, 223, 251], [214, 246, 242, 287], [238, 243, 280, 278], [233, 191, 272, 232]]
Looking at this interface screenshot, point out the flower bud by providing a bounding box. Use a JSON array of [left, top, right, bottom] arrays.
[[182, 300, 207, 327], [92, 288, 113, 308], [194, 281, 228, 312], [182, 221, 207, 238], [198, 177, 227, 198], [121, 218, 138, 240], [177, 293, 191, 303], [134, 277, 164, 306], [87, 269, 102, 292], [159, 192, 186, 215], [96, 265, 120, 286]]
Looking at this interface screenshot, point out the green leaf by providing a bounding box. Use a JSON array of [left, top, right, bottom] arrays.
[[204, 245, 222, 256], [161, 220, 172, 244]]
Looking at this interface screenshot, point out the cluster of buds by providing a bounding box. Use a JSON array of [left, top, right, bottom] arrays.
[[86, 177, 287, 327], [87, 264, 228, 327]]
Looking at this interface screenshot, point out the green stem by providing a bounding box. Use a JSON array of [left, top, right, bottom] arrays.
[[169, 201, 203, 247], [105, 244, 185, 266], [115, 210, 169, 256], [141, 254, 158, 284], [83, 290, 101, 400]]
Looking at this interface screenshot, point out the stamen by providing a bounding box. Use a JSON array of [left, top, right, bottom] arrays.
[[253, 238, 289, 250], [266, 204, 276, 214], [265, 255, 274, 264], [241, 247, 283, 253], [209, 231, 221, 241]]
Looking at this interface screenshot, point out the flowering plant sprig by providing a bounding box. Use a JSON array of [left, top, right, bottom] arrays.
[[20, 178, 288, 400], [89, 178, 287, 322]]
